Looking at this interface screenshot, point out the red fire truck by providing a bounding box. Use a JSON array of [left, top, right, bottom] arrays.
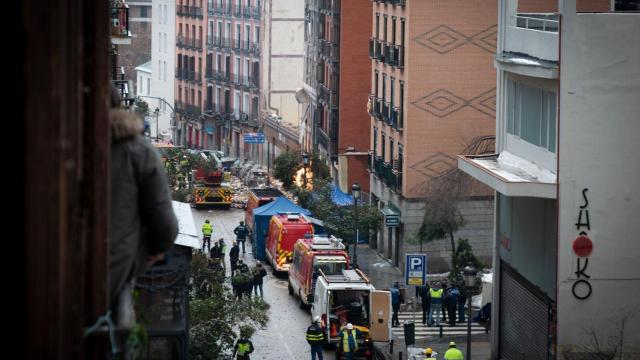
[[265, 214, 314, 272]]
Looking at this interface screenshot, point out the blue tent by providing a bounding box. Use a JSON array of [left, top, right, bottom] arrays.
[[251, 197, 312, 260], [330, 184, 355, 206]]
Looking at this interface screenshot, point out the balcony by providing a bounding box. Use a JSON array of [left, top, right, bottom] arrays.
[[176, 36, 203, 51], [111, 2, 131, 45], [382, 102, 390, 123], [205, 67, 213, 81], [175, 101, 202, 118], [249, 42, 260, 56], [503, 0, 559, 63], [176, 5, 203, 18], [374, 41, 384, 62], [382, 42, 391, 64], [390, 107, 403, 130], [204, 101, 217, 115], [373, 156, 384, 175], [391, 44, 404, 68], [248, 75, 259, 89], [252, 6, 260, 19], [243, 6, 252, 19], [234, 7, 242, 17], [369, 37, 377, 59]]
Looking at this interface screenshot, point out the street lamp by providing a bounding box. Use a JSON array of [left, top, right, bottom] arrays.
[[301, 152, 310, 188], [154, 107, 160, 141], [463, 264, 479, 359], [351, 182, 361, 268]]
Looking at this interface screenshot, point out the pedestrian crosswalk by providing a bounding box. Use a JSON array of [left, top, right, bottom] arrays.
[[391, 312, 487, 340]]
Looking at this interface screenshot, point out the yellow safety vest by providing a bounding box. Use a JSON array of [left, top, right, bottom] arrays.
[[430, 288, 443, 299], [444, 347, 464, 360], [341, 331, 358, 353], [202, 223, 213, 236]]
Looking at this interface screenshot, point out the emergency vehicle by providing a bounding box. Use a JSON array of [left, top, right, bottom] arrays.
[[191, 165, 232, 208], [310, 269, 392, 359], [265, 213, 314, 272], [244, 188, 283, 235], [288, 234, 349, 307]]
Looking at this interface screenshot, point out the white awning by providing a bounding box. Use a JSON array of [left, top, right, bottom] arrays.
[[457, 152, 557, 199], [171, 201, 200, 249]]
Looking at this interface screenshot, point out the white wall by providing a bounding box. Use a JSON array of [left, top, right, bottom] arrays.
[[261, 0, 304, 129], [557, 2, 640, 356], [151, 0, 176, 141]]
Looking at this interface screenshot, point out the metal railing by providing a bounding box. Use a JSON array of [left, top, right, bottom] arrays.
[[392, 44, 404, 68], [515, 13, 559, 33], [390, 107, 403, 130], [252, 6, 260, 19], [369, 38, 377, 59], [382, 102, 390, 123], [176, 5, 203, 18]]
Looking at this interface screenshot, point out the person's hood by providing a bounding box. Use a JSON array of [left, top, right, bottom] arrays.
[[111, 108, 143, 140]]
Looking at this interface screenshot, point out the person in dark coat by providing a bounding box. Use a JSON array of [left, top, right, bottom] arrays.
[[390, 282, 402, 327], [418, 283, 431, 324], [109, 87, 178, 314], [446, 285, 460, 326], [252, 261, 267, 298], [233, 220, 250, 254], [441, 279, 448, 323], [230, 241, 240, 275]]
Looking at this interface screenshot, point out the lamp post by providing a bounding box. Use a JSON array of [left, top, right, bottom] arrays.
[[301, 152, 310, 188], [463, 264, 479, 359], [154, 107, 160, 141], [351, 182, 361, 268]]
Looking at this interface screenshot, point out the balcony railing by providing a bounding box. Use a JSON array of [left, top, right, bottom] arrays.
[[174, 101, 202, 118], [176, 36, 203, 50], [382, 102, 390, 123], [382, 42, 391, 64], [390, 107, 403, 130], [205, 67, 213, 80], [392, 44, 404, 68], [369, 38, 376, 59], [176, 5, 203, 18], [374, 40, 383, 61], [515, 13, 559, 32], [242, 6, 252, 18]]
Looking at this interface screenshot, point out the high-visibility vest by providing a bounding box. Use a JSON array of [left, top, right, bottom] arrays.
[[444, 347, 464, 360], [202, 223, 213, 236], [430, 288, 443, 299], [237, 342, 250, 355], [341, 331, 358, 353]]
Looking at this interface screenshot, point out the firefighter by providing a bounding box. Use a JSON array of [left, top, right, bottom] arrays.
[[444, 342, 464, 360], [234, 220, 250, 254], [338, 323, 361, 360], [306, 316, 326, 360], [232, 327, 255, 360], [202, 219, 213, 252]]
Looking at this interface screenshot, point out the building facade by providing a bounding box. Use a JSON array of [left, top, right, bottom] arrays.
[[368, 0, 497, 271], [122, 0, 153, 94], [204, 0, 262, 157], [301, 0, 372, 193], [150, 0, 176, 141], [259, 0, 305, 168], [458, 0, 640, 357], [174, 0, 208, 148]]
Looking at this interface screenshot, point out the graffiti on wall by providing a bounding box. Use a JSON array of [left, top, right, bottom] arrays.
[[572, 188, 594, 300]]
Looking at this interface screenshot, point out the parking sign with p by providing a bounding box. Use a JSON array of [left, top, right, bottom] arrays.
[[405, 254, 427, 286]]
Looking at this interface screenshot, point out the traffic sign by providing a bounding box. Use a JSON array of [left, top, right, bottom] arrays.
[[405, 254, 427, 286], [244, 132, 265, 144]]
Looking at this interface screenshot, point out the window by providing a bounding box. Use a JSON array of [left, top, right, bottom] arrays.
[[236, 24, 241, 48], [255, 26, 260, 43], [398, 144, 403, 173], [390, 77, 395, 107], [375, 13, 380, 38], [164, 61, 167, 81], [381, 133, 386, 161], [373, 127, 378, 156], [401, 18, 406, 45], [374, 71, 379, 97], [140, 6, 149, 18], [399, 81, 404, 110], [389, 139, 394, 164], [382, 74, 387, 101], [158, 60, 162, 79], [507, 79, 557, 152], [392, 17, 396, 45], [383, 15, 388, 42]]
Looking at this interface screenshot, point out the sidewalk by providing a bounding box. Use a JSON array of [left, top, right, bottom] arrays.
[[374, 333, 491, 360], [356, 243, 492, 359]]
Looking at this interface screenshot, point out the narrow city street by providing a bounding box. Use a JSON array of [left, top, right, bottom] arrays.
[[192, 208, 337, 360]]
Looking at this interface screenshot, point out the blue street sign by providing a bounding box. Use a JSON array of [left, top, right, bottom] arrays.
[[405, 254, 427, 286], [244, 132, 265, 144]]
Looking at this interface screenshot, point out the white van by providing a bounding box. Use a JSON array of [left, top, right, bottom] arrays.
[[311, 269, 391, 358]]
